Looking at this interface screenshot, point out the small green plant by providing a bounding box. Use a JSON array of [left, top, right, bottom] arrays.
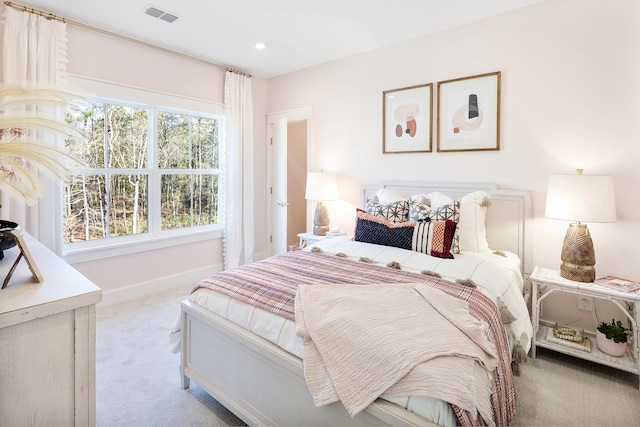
[[597, 319, 629, 344]]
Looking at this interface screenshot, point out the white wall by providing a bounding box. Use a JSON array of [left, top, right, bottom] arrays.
[[265, 0, 640, 329]]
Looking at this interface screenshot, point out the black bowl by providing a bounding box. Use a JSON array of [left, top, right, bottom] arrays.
[[0, 220, 20, 259]]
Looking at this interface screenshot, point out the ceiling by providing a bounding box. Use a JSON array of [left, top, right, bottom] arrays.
[[13, 0, 544, 78]]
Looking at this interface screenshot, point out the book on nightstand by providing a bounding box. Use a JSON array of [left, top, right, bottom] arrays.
[[594, 276, 640, 293], [546, 328, 591, 352]]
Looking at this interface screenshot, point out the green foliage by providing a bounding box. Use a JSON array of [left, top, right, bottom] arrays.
[[597, 319, 629, 344]]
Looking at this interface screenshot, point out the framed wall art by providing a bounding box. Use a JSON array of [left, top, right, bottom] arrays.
[[437, 71, 501, 152], [383, 83, 433, 154], [2, 230, 43, 288]]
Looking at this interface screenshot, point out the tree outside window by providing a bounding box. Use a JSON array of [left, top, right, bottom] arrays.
[[64, 100, 220, 244]]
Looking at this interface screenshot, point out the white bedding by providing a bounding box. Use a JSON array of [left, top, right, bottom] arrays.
[[174, 237, 532, 426]]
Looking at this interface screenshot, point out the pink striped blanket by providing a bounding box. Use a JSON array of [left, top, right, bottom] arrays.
[[193, 250, 516, 426]]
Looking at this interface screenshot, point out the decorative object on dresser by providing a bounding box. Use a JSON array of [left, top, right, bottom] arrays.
[[2, 229, 43, 288], [596, 319, 630, 357], [0, 84, 83, 205], [544, 169, 616, 282], [0, 220, 20, 259], [382, 83, 433, 153], [436, 71, 501, 152], [305, 170, 338, 236]]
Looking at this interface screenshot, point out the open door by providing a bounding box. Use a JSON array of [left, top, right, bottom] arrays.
[[271, 117, 288, 255], [266, 107, 313, 257]]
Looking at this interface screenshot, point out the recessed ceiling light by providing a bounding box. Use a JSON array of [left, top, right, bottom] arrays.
[[255, 42, 266, 50]]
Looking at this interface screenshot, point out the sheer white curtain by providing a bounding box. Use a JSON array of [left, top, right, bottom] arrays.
[[223, 71, 254, 269], [2, 7, 68, 253]]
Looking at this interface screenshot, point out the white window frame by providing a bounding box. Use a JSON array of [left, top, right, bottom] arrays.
[[63, 75, 225, 264]]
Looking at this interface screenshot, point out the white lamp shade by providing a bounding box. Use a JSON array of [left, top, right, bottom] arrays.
[[305, 172, 338, 201], [545, 174, 616, 223]]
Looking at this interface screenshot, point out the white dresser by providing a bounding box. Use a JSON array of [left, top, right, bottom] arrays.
[[0, 233, 102, 426]]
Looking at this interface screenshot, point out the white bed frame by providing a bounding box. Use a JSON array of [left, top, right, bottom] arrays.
[[180, 182, 532, 426]]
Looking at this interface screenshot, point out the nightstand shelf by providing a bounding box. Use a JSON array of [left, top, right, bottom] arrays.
[[297, 231, 346, 249], [530, 267, 640, 388]]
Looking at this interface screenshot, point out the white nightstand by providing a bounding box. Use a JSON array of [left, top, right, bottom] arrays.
[[297, 231, 346, 249], [530, 266, 640, 388]]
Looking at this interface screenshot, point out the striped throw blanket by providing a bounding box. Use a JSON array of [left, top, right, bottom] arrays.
[[193, 250, 516, 426]]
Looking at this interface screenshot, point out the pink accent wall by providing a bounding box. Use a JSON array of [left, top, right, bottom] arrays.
[[66, 25, 225, 102], [0, 5, 269, 294]]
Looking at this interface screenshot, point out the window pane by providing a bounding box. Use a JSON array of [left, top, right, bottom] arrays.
[[161, 174, 191, 230], [161, 174, 218, 230], [192, 117, 218, 169], [64, 174, 107, 242], [158, 112, 189, 169], [107, 105, 148, 169], [193, 174, 218, 226], [66, 103, 106, 168], [109, 174, 148, 237], [158, 113, 218, 169]]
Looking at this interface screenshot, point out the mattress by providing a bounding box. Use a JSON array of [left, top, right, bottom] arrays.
[[175, 237, 532, 426]]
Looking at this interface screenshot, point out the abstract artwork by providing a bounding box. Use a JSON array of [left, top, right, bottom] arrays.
[[383, 83, 433, 153], [437, 72, 501, 152]]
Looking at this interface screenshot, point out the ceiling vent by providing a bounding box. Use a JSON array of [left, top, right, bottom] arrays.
[[144, 5, 179, 23]]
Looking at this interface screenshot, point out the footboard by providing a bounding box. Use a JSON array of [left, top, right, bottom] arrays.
[[180, 300, 436, 426]]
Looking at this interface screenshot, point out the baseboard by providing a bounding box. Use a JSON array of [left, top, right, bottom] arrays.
[[98, 263, 223, 308]]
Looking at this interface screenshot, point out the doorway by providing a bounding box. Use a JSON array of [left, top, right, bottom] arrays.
[[266, 107, 313, 256], [286, 121, 307, 248]]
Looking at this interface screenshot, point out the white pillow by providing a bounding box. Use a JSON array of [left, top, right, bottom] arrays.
[[426, 191, 454, 208], [459, 191, 491, 252], [375, 188, 405, 204], [427, 191, 491, 252]]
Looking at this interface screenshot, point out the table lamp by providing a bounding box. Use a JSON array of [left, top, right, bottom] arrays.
[[305, 171, 338, 236], [544, 169, 616, 282]]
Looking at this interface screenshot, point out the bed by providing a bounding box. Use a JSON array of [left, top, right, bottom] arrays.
[[172, 182, 533, 427]]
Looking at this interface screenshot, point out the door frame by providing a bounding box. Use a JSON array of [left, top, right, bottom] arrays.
[[265, 106, 314, 256]]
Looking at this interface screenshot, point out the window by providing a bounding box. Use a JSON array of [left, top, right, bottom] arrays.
[[64, 97, 222, 249]]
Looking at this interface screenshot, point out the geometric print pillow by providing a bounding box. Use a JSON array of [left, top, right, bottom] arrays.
[[365, 196, 409, 224], [408, 194, 431, 221], [427, 200, 460, 254]]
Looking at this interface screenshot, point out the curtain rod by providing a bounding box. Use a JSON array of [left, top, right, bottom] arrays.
[[3, 1, 252, 78]]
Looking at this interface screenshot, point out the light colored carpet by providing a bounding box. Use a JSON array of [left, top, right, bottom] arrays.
[[97, 284, 640, 426], [96, 283, 246, 426], [513, 347, 640, 426]]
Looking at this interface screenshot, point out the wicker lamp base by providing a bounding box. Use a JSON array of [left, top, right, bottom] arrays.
[[559, 223, 596, 283], [313, 201, 330, 236]]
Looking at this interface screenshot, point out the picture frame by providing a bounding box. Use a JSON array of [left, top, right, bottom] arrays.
[[1, 230, 43, 288], [383, 83, 433, 154], [437, 71, 501, 152]]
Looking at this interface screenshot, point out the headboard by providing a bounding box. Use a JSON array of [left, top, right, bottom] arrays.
[[361, 181, 532, 276]]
